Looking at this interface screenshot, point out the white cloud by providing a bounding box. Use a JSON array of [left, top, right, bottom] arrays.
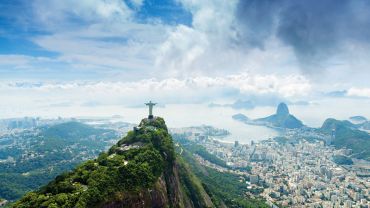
[[33, 0, 132, 27], [30, 73, 310, 98], [154, 0, 303, 78], [27, 0, 174, 77], [0, 55, 35, 66], [130, 0, 144, 8], [178, 0, 236, 34], [32, 32, 163, 76], [347, 87, 370, 98], [0, 55, 58, 72], [155, 25, 209, 76], [155, 0, 238, 76]]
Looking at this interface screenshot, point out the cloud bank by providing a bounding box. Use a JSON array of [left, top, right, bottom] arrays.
[[0, 73, 311, 108], [0, 0, 370, 117]]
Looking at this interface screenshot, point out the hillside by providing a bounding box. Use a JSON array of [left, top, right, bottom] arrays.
[[362, 121, 370, 130], [0, 122, 118, 201], [13, 117, 215, 208], [321, 118, 370, 160], [42, 122, 110, 140]]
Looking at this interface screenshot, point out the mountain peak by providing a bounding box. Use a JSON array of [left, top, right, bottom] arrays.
[[276, 102, 289, 116], [237, 102, 303, 129]]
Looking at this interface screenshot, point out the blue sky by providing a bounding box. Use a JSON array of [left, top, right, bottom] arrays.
[[0, 0, 370, 118], [0, 0, 192, 80]]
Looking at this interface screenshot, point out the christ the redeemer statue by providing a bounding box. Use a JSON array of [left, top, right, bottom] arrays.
[[145, 101, 156, 119]]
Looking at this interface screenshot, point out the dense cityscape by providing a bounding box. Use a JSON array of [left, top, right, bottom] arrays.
[[172, 126, 370, 208]]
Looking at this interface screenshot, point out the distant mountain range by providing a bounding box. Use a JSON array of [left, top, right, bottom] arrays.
[[233, 102, 304, 129]]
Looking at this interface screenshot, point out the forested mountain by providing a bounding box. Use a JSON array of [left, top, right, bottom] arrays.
[[321, 118, 370, 160], [13, 118, 214, 207]]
